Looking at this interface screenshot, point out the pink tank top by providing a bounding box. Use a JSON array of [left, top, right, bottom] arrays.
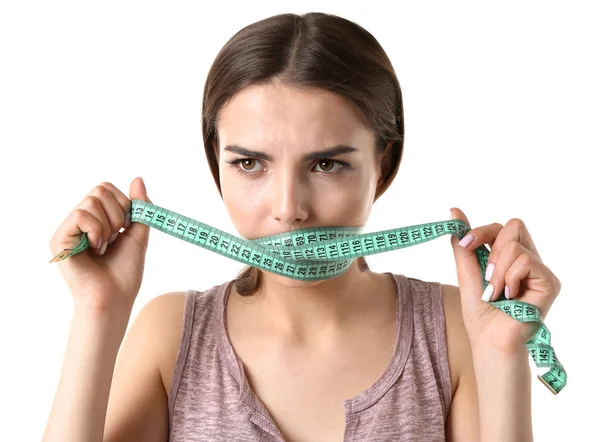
[[167, 272, 452, 441]]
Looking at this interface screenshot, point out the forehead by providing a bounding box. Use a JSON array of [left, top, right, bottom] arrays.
[[217, 83, 373, 148]]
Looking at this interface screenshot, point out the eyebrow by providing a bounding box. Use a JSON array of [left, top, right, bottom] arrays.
[[223, 144, 358, 162]]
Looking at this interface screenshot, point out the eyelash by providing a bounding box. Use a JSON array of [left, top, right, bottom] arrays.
[[225, 157, 355, 177]]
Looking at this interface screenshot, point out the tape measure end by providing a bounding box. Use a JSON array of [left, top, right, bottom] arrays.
[[537, 375, 558, 395], [49, 249, 71, 263]]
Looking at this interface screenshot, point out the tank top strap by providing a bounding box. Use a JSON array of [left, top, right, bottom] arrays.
[[403, 275, 452, 418], [344, 272, 414, 412]]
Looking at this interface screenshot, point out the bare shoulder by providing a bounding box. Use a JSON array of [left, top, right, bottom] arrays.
[[440, 284, 473, 397], [138, 291, 187, 396]]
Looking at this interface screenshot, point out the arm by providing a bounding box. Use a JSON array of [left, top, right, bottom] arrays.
[[443, 284, 480, 441], [42, 293, 182, 442], [470, 343, 533, 442], [41, 305, 132, 442], [444, 284, 533, 442]]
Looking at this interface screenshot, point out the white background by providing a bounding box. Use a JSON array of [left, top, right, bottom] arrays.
[[1, 1, 598, 440]]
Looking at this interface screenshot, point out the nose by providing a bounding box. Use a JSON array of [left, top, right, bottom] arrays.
[[270, 169, 309, 226]]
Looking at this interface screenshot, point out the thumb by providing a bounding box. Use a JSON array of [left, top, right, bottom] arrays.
[[125, 177, 152, 251], [449, 207, 485, 310]]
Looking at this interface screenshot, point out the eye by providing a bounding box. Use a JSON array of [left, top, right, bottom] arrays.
[[238, 158, 262, 172], [226, 158, 265, 174], [314, 159, 343, 173], [225, 157, 353, 176]]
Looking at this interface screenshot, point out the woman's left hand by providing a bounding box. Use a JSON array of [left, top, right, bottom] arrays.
[[449, 208, 562, 355]]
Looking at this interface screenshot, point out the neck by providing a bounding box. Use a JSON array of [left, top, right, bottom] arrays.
[[237, 260, 381, 338]]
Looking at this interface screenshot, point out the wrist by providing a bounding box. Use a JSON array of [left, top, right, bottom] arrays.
[[73, 298, 133, 326], [468, 332, 531, 360], [470, 340, 531, 370], [470, 340, 534, 442]]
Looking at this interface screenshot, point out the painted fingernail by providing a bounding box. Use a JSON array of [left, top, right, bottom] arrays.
[[99, 241, 108, 256], [108, 232, 119, 245], [458, 233, 474, 248], [505, 285, 511, 299], [485, 262, 495, 281], [482, 284, 494, 302]]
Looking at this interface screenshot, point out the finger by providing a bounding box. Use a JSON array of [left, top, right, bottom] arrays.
[[97, 181, 133, 246], [487, 218, 541, 267], [97, 181, 133, 221], [450, 207, 502, 248], [449, 207, 470, 229], [449, 207, 466, 247], [88, 185, 127, 240], [488, 242, 558, 318], [50, 200, 106, 256], [505, 256, 556, 319], [122, 177, 151, 252], [456, 221, 504, 251], [77, 195, 115, 253], [485, 240, 531, 302], [449, 207, 492, 308]]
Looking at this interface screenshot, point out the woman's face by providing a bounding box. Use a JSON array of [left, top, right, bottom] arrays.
[[215, 82, 382, 245]]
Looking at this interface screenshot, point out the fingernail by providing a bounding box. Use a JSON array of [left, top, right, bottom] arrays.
[[108, 232, 118, 245], [485, 262, 495, 281], [99, 241, 108, 256], [124, 213, 131, 229], [482, 284, 494, 302], [140, 177, 146, 193], [97, 236, 102, 249], [505, 285, 511, 299], [458, 233, 474, 248], [449, 209, 453, 219]]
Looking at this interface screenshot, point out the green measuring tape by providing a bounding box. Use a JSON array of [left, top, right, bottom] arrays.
[[50, 199, 567, 394]]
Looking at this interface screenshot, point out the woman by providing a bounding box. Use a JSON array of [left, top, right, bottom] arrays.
[[43, 12, 561, 442]]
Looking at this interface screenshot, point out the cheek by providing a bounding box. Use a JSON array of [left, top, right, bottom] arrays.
[[313, 179, 374, 224], [222, 175, 264, 209], [221, 178, 265, 237], [334, 192, 372, 222]]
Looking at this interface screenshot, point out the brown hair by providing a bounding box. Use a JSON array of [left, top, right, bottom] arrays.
[[202, 12, 405, 296]]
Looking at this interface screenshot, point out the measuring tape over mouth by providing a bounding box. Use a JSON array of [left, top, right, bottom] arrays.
[[50, 199, 567, 394]]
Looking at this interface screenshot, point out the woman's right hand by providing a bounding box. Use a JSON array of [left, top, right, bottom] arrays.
[[49, 177, 153, 315]]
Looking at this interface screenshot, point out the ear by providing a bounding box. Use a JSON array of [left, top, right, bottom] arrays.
[[376, 140, 393, 182]]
